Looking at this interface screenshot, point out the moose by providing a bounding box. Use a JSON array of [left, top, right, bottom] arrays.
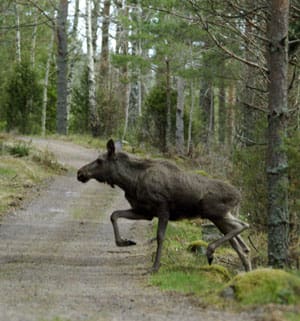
[[77, 139, 251, 272]]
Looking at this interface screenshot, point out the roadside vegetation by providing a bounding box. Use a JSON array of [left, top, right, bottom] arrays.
[[149, 219, 300, 320], [0, 134, 64, 217]]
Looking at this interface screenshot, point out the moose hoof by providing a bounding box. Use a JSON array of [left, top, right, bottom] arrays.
[[116, 239, 136, 247]]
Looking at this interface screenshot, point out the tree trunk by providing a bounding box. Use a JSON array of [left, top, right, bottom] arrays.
[[200, 80, 214, 149], [56, 0, 69, 135], [15, 3, 21, 63], [114, 1, 130, 140], [86, 0, 100, 137], [42, 29, 55, 137], [227, 84, 236, 147], [99, 0, 111, 84], [165, 57, 172, 152], [240, 1, 257, 146], [218, 79, 226, 144], [67, 0, 80, 118], [175, 76, 185, 154], [30, 12, 38, 68], [122, 77, 130, 140], [187, 81, 195, 155], [92, 0, 100, 58], [267, 0, 289, 268], [136, 1, 143, 117]]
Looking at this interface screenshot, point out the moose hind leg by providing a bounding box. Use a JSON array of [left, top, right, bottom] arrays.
[[230, 237, 252, 271], [206, 213, 250, 268], [236, 235, 250, 254]]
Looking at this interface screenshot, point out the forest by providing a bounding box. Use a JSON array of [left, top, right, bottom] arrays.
[[0, 0, 299, 271]]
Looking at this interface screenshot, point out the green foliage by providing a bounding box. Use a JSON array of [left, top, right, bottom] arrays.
[[69, 66, 90, 134], [140, 84, 177, 151], [4, 62, 42, 134], [0, 137, 31, 158], [232, 145, 268, 229], [285, 131, 300, 264], [228, 268, 300, 305], [6, 141, 30, 157]]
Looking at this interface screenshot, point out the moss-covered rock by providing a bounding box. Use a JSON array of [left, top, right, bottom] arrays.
[[187, 240, 208, 255], [226, 268, 300, 305], [199, 264, 232, 282]]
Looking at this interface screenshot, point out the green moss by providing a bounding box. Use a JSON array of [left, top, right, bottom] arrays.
[[228, 268, 300, 305], [199, 264, 232, 282], [187, 240, 208, 255]]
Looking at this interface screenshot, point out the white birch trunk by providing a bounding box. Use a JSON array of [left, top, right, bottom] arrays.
[[92, 0, 100, 58], [42, 30, 55, 136], [137, 1, 143, 117], [187, 81, 195, 154], [175, 76, 185, 154], [30, 13, 38, 68], [86, 0, 99, 136], [56, 0, 69, 135], [122, 81, 131, 140], [15, 3, 21, 63], [67, 0, 80, 119], [99, 0, 111, 85]]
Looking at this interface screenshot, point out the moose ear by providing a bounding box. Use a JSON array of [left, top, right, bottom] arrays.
[[107, 139, 115, 157]]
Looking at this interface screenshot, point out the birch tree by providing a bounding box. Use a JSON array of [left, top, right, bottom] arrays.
[[56, 0, 69, 135], [175, 76, 185, 154], [114, 1, 130, 140], [99, 0, 111, 86], [92, 0, 100, 57], [42, 28, 55, 136], [67, 0, 80, 120], [15, 3, 21, 63], [187, 81, 195, 154], [30, 9, 38, 68], [86, 0, 99, 136]]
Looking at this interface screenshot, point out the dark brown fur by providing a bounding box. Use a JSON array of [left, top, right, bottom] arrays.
[[77, 139, 251, 272]]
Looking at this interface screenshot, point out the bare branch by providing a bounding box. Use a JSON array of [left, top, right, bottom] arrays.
[[23, 0, 56, 27], [187, 1, 269, 75]]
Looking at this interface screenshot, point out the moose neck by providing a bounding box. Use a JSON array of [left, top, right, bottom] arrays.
[[110, 155, 150, 195]]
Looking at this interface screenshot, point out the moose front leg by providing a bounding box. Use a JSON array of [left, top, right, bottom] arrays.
[[110, 209, 151, 247]]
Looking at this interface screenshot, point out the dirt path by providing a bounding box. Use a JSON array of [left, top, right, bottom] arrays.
[[0, 138, 261, 321]]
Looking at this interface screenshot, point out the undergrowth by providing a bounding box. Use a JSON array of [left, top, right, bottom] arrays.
[[0, 134, 63, 217], [149, 219, 300, 315]]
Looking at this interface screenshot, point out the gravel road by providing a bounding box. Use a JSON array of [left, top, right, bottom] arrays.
[[0, 138, 262, 321]]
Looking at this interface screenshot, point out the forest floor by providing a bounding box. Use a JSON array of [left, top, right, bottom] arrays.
[[0, 138, 264, 321]]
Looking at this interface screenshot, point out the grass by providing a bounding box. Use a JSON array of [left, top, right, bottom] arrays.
[[150, 265, 228, 297], [0, 134, 63, 217]]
